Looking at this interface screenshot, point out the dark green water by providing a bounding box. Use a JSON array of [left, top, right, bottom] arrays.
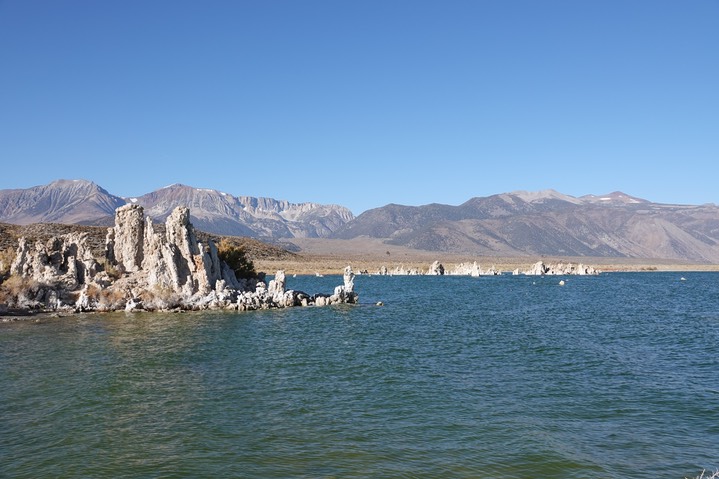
[[2, 273, 718, 478]]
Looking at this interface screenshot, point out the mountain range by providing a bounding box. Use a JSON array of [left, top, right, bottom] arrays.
[[0, 180, 354, 238], [2, 180, 719, 263], [331, 190, 719, 263]]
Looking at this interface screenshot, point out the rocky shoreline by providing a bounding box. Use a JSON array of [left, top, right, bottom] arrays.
[[0, 205, 357, 315], [0, 205, 605, 317]]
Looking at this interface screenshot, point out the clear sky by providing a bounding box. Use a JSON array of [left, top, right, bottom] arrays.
[[1, 1, 717, 214]]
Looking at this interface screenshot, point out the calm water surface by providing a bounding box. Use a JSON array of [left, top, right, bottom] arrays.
[[1, 273, 718, 478]]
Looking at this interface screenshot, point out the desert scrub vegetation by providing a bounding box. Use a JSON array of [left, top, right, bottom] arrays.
[[0, 275, 40, 305], [83, 283, 127, 311], [142, 284, 182, 310], [100, 258, 123, 280], [0, 246, 16, 279], [217, 239, 257, 279], [199, 231, 297, 260]]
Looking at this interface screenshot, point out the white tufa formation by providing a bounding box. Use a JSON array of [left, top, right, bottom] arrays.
[[3, 205, 358, 313]]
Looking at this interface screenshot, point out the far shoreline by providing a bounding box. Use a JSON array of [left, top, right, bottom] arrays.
[[266, 237, 719, 275], [254, 257, 719, 276]]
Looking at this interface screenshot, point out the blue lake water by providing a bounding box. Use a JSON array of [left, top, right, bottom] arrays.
[[1, 273, 718, 478]]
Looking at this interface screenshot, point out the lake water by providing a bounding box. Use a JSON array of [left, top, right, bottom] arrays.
[[1, 273, 718, 478]]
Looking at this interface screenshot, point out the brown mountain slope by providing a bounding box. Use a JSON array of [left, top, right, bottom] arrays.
[[330, 191, 719, 263], [0, 179, 125, 225]]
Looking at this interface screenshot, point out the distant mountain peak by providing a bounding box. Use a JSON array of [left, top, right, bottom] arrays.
[[49, 178, 99, 188], [0, 179, 353, 239], [52, 178, 92, 183], [136, 183, 354, 238], [509, 189, 583, 205], [0, 178, 126, 225], [581, 191, 649, 204]]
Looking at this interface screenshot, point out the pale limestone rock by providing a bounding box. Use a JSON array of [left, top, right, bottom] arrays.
[[125, 297, 144, 312], [75, 285, 92, 312], [328, 266, 358, 304], [112, 204, 145, 272], [220, 262, 241, 290], [141, 217, 179, 292], [11, 233, 100, 290], [576, 263, 598, 275], [165, 207, 194, 256], [449, 262, 482, 276], [195, 239, 223, 295], [5, 204, 360, 312], [427, 261, 445, 276], [523, 260, 598, 276], [343, 266, 355, 293], [525, 261, 549, 276], [268, 270, 286, 303], [484, 266, 501, 276], [158, 206, 223, 295], [139, 207, 227, 297], [382, 265, 423, 275]]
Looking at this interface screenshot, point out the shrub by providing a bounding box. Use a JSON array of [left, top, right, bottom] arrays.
[[0, 275, 40, 305], [101, 259, 122, 280], [143, 284, 181, 310], [96, 287, 127, 311], [217, 239, 257, 279], [0, 247, 16, 278]]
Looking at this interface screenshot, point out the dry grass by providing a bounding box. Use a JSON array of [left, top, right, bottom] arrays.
[[200, 232, 296, 260], [0, 246, 16, 277], [101, 259, 122, 280], [142, 285, 181, 310], [0, 275, 40, 305], [84, 284, 127, 311]]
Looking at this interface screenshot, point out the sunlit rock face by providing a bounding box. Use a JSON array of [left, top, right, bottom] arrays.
[[4, 205, 358, 313]]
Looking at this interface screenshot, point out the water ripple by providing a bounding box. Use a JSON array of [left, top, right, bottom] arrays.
[[1, 273, 718, 478]]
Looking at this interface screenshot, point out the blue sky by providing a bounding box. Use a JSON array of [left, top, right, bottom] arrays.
[[1, 1, 717, 214]]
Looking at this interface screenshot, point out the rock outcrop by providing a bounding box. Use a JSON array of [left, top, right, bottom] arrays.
[[2, 205, 358, 313], [375, 265, 423, 276], [444, 262, 500, 276], [448, 262, 482, 277], [427, 261, 445, 276], [109, 204, 145, 272], [7, 232, 109, 310], [367, 260, 597, 277], [10, 233, 101, 289], [523, 261, 598, 276]]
